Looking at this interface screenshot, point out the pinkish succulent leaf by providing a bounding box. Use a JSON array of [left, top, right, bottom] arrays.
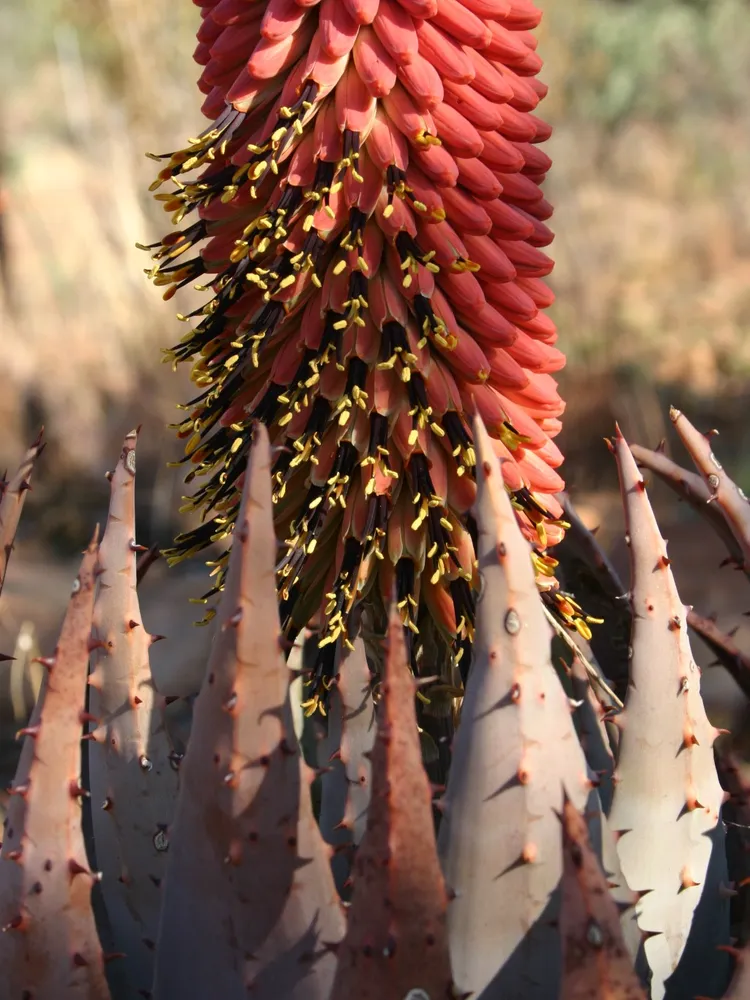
[[715, 749, 750, 946], [329, 601, 453, 1000], [153, 423, 345, 1000], [669, 407, 750, 574], [720, 945, 750, 1000], [559, 492, 627, 606], [608, 427, 730, 1000], [566, 667, 641, 967], [0, 428, 44, 598], [135, 544, 161, 586], [86, 430, 179, 996], [569, 655, 615, 814], [0, 530, 111, 999], [318, 637, 376, 894], [557, 491, 630, 702], [686, 609, 750, 703], [437, 414, 592, 1000], [559, 797, 646, 1000], [629, 442, 746, 574]]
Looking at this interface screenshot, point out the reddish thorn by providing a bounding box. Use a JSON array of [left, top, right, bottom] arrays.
[[16, 725, 40, 740], [717, 944, 743, 959], [32, 656, 54, 669], [68, 859, 91, 879], [69, 780, 89, 800]]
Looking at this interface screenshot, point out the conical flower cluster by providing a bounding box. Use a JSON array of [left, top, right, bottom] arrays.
[[144, 0, 588, 698]]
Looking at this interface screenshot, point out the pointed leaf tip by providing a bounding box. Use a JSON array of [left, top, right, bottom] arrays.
[[559, 797, 646, 1000], [609, 430, 728, 1000], [154, 426, 343, 1000], [440, 413, 591, 998], [329, 600, 452, 1000]]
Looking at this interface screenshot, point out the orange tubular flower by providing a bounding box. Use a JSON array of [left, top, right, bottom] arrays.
[[144, 0, 582, 696]]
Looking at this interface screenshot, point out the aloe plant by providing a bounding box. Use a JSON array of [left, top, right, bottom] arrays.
[[1, 408, 749, 1000], [3, 0, 750, 997]]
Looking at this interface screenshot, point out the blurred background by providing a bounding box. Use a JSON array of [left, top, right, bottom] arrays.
[[3, 0, 750, 753]]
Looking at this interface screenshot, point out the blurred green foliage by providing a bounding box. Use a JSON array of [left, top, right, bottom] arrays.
[[545, 0, 750, 128]]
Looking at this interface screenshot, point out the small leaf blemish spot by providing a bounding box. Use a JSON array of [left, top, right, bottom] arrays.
[[504, 609, 521, 635]]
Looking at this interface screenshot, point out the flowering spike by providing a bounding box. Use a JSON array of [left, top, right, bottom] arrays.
[[608, 427, 730, 1000], [153, 423, 345, 1000], [86, 430, 179, 996], [329, 599, 454, 1000], [144, 0, 578, 684], [0, 530, 111, 999], [437, 414, 592, 999], [0, 428, 44, 599]]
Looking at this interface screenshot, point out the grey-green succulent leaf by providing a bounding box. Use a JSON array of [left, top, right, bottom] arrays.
[[152, 424, 345, 1000], [87, 431, 179, 999]]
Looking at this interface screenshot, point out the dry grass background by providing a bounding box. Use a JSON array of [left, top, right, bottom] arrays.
[[3, 0, 750, 747], [3, 0, 750, 472]]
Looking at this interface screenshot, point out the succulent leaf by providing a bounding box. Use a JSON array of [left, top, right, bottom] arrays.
[[608, 428, 730, 1000], [557, 491, 630, 701], [318, 636, 376, 894], [715, 749, 750, 946], [329, 600, 453, 1000], [86, 431, 179, 997], [152, 423, 345, 1000], [0, 531, 111, 1000], [686, 609, 750, 703], [437, 414, 592, 1000], [669, 407, 750, 575], [569, 655, 616, 816], [722, 946, 750, 1000], [559, 796, 646, 1000], [0, 428, 44, 598], [629, 442, 746, 575]]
